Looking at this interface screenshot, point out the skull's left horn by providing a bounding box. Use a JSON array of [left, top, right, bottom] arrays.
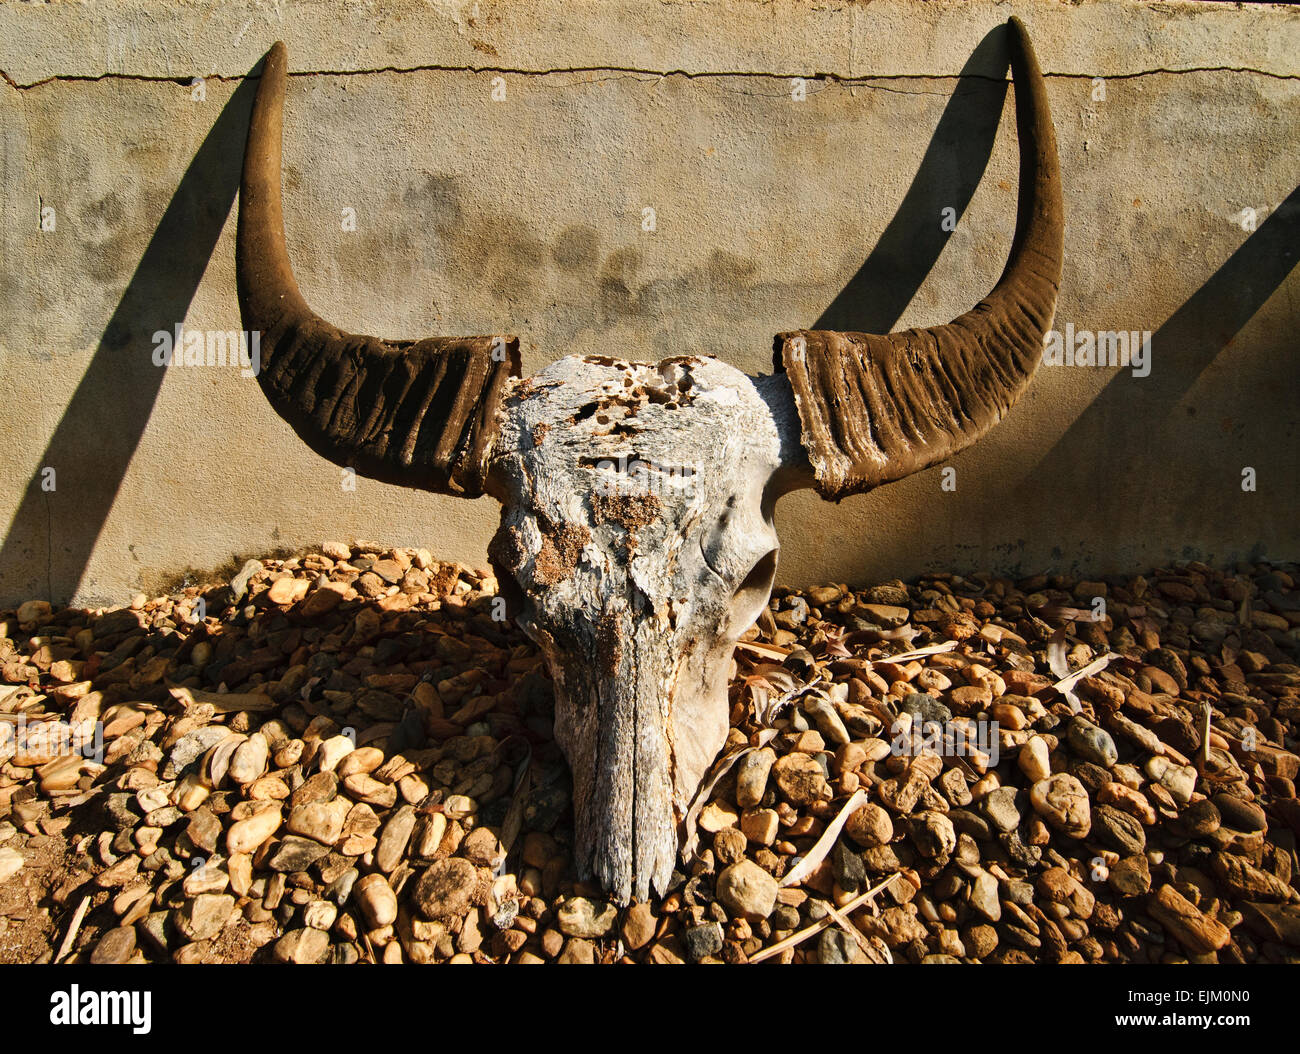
[[237, 42, 520, 496], [775, 17, 1063, 501]]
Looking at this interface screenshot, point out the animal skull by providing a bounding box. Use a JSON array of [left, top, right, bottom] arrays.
[[488, 357, 804, 900], [234, 19, 1063, 903]]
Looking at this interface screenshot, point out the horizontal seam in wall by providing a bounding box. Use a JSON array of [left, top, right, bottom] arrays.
[[2, 65, 1298, 91]]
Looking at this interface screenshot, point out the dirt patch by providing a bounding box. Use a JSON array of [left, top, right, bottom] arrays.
[[534, 523, 591, 586], [591, 493, 660, 531]]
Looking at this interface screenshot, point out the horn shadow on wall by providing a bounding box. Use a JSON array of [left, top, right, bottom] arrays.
[[0, 68, 260, 605], [812, 25, 1011, 334], [1008, 184, 1300, 571]]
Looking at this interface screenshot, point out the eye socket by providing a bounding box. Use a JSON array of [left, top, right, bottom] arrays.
[[490, 562, 528, 622], [730, 549, 779, 628]]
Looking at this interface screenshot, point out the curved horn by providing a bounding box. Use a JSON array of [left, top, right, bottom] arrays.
[[237, 42, 520, 497], [774, 17, 1063, 501]]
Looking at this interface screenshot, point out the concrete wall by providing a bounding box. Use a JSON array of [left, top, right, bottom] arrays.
[[0, 0, 1296, 607]]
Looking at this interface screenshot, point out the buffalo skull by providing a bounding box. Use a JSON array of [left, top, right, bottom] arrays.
[[235, 19, 1063, 904]]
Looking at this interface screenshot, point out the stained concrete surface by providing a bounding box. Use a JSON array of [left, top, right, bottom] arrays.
[[0, 0, 1296, 605]]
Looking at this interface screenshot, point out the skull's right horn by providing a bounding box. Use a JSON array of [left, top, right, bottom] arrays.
[[775, 17, 1064, 501], [237, 42, 520, 498]]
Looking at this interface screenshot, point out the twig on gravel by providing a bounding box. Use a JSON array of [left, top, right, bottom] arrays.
[[54, 894, 91, 963], [875, 641, 958, 663], [824, 900, 890, 962], [748, 872, 902, 964]]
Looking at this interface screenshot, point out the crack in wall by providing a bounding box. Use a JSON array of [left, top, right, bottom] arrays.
[[2, 63, 1297, 92]]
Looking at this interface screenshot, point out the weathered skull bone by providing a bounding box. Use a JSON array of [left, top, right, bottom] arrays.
[[489, 357, 803, 899], [234, 20, 1063, 903]]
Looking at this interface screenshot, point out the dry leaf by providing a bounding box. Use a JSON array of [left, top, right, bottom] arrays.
[[680, 728, 778, 863], [743, 664, 809, 726], [498, 738, 533, 856], [1050, 650, 1119, 714], [817, 627, 854, 659], [1033, 602, 1095, 622], [734, 639, 791, 660], [202, 733, 245, 789], [780, 787, 866, 888], [169, 686, 276, 713], [846, 624, 922, 648], [1046, 629, 1071, 681]]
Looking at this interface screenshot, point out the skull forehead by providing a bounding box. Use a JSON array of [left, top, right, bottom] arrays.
[[513, 355, 781, 472], [494, 354, 782, 605]]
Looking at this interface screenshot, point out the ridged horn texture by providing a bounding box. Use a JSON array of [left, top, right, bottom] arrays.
[[237, 42, 520, 497], [774, 17, 1063, 501]]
